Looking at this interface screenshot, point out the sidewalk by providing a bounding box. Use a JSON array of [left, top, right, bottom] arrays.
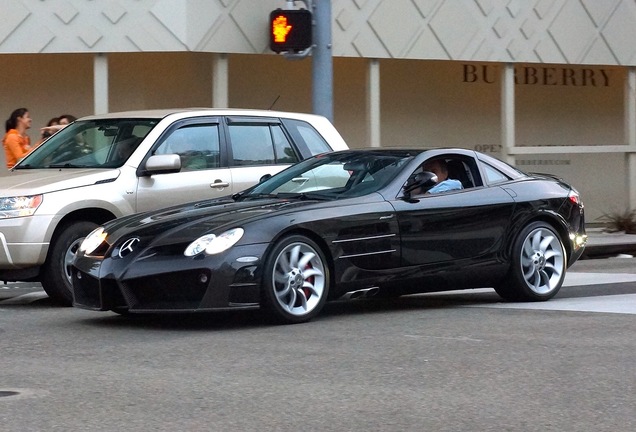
[[569, 228, 636, 274], [583, 227, 636, 258]]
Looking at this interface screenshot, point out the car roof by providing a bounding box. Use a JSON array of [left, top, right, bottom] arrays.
[[328, 148, 526, 178], [78, 108, 331, 122], [329, 147, 472, 157]]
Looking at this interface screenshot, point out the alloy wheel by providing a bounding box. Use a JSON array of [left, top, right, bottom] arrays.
[[520, 227, 565, 295], [271, 241, 326, 317]]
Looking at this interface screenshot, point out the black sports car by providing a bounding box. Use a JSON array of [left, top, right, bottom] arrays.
[[72, 148, 586, 323]]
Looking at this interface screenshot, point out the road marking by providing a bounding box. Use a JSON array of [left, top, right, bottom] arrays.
[[421, 271, 636, 296], [564, 272, 636, 286], [457, 271, 636, 315], [421, 271, 636, 315], [468, 294, 636, 315]]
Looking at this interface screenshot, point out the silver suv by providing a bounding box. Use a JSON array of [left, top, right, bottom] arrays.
[[0, 109, 348, 304]]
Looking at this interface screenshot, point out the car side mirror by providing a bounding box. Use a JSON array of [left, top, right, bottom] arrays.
[[140, 154, 182, 176], [259, 173, 272, 183], [404, 171, 438, 194]]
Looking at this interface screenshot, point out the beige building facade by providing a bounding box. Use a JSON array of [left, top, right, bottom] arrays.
[[1, 0, 636, 222]]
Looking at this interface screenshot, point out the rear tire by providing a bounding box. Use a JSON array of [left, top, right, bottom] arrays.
[[495, 221, 566, 301], [41, 221, 98, 306], [262, 235, 330, 324]]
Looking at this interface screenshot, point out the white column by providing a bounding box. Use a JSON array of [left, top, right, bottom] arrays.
[[367, 58, 381, 148], [627, 67, 636, 210], [212, 53, 229, 108], [93, 53, 109, 115], [501, 63, 515, 165]]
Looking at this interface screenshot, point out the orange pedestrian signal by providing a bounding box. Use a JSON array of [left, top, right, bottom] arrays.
[[269, 9, 312, 53], [272, 15, 292, 43]]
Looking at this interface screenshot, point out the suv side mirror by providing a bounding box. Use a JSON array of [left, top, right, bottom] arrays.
[[140, 154, 182, 176]]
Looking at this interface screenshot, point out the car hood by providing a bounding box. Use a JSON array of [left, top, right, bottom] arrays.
[[0, 169, 121, 196], [103, 197, 323, 243]]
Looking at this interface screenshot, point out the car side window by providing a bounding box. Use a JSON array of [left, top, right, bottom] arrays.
[[408, 156, 485, 196], [445, 158, 475, 189], [280, 118, 331, 157], [482, 163, 510, 184], [228, 124, 277, 166], [272, 125, 299, 164], [155, 124, 220, 171]]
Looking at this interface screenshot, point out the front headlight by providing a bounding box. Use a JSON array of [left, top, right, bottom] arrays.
[[79, 227, 108, 255], [184, 228, 244, 257], [0, 195, 43, 218]]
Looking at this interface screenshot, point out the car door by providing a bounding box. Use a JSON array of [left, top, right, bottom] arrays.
[[392, 185, 516, 267], [135, 118, 233, 212], [329, 201, 402, 273]]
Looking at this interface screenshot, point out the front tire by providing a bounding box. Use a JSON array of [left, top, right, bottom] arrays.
[[262, 235, 330, 324], [495, 222, 566, 301], [41, 221, 98, 306]]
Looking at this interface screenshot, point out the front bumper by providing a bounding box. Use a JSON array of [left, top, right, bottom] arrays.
[[72, 243, 269, 313], [0, 214, 58, 279]]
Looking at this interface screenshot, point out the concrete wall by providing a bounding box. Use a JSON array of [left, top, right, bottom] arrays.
[[3, 0, 636, 66]]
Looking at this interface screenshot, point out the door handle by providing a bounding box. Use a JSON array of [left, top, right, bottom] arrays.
[[210, 181, 230, 188]]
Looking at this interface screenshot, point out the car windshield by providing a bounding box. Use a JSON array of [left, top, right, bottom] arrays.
[[241, 151, 414, 200], [15, 118, 160, 169]]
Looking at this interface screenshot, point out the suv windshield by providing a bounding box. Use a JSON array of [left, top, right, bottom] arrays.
[[15, 118, 160, 169]]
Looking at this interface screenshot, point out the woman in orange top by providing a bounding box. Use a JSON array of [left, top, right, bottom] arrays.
[[3, 108, 33, 169]]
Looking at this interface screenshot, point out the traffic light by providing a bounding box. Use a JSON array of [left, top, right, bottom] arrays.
[[269, 9, 312, 53]]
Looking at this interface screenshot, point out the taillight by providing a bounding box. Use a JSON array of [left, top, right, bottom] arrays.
[[568, 190, 581, 206]]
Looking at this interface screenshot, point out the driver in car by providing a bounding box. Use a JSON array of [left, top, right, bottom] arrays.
[[421, 159, 463, 194], [409, 158, 463, 196]]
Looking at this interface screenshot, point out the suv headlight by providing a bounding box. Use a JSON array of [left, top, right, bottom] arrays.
[[0, 195, 43, 219]]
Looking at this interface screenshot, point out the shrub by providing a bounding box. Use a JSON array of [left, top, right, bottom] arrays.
[[597, 209, 636, 234]]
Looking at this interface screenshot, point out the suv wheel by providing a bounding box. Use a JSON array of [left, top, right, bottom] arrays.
[[41, 221, 98, 306]]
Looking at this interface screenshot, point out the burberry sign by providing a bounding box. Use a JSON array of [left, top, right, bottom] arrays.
[[463, 64, 610, 87]]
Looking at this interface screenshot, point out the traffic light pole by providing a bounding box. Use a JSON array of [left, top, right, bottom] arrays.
[[274, 0, 333, 122], [311, 0, 333, 122]]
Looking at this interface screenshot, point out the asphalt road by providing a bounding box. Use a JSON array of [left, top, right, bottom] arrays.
[[1, 259, 635, 432]]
